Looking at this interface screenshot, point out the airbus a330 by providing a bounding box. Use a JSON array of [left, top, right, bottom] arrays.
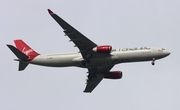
[[7, 9, 170, 93]]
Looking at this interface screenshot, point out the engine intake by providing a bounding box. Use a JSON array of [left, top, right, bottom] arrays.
[[92, 45, 112, 53], [104, 71, 122, 79]]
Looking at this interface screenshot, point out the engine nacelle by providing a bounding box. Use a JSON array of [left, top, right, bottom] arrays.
[[104, 71, 123, 79], [92, 45, 112, 53]]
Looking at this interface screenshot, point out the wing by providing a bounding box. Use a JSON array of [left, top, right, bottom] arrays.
[[47, 9, 114, 92], [47, 9, 97, 59], [84, 73, 104, 93], [84, 66, 114, 93]]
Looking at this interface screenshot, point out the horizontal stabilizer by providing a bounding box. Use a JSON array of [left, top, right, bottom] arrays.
[[6, 45, 29, 60], [7, 44, 30, 71], [19, 61, 29, 71]]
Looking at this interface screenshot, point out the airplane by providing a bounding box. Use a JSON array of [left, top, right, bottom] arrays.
[[6, 9, 170, 93]]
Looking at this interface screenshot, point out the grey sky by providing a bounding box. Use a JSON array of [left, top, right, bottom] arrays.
[[1, 0, 180, 110]]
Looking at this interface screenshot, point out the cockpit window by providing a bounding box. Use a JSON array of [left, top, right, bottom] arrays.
[[162, 48, 165, 50]]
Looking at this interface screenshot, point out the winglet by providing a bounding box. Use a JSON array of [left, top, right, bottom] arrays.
[[48, 9, 54, 14]]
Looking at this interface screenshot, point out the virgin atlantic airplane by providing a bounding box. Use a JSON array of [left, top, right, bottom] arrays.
[[7, 9, 170, 93]]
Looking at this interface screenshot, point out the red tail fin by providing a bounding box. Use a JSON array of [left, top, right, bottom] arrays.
[[14, 39, 40, 60]]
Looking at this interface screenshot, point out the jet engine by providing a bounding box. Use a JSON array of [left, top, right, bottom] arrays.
[[92, 45, 112, 53], [104, 71, 122, 79]]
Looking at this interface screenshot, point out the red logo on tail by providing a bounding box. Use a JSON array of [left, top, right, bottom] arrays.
[[14, 39, 39, 60]]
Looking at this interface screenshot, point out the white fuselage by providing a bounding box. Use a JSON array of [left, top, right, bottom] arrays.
[[26, 47, 170, 68]]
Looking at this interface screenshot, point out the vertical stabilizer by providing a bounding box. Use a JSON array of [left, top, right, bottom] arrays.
[[14, 40, 40, 60]]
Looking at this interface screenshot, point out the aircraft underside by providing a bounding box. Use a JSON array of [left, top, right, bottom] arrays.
[[28, 50, 166, 68]]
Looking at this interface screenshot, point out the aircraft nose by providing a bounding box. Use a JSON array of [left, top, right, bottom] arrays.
[[164, 51, 171, 56]]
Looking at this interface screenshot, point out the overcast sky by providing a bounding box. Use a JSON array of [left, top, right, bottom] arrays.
[[1, 0, 180, 110]]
